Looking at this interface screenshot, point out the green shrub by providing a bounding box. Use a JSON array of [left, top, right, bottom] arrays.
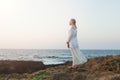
[[32, 71, 51, 80]]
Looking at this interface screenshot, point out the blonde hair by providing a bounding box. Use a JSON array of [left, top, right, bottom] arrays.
[[71, 19, 76, 24], [70, 18, 77, 28]]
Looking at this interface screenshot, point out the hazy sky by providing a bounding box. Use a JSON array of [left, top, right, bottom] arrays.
[[0, 0, 120, 49]]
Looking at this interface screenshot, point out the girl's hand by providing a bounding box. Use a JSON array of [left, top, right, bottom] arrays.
[[67, 44, 70, 48], [66, 42, 70, 48]]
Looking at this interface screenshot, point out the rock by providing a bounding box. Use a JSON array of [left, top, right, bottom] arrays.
[[73, 74, 86, 80], [111, 74, 120, 80], [0, 60, 45, 74], [65, 61, 72, 66], [0, 55, 120, 80], [51, 73, 71, 80]]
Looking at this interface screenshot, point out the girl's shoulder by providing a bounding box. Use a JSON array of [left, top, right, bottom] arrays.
[[71, 27, 77, 31], [69, 28, 77, 34]]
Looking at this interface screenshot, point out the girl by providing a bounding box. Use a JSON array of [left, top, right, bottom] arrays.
[[66, 19, 87, 69]]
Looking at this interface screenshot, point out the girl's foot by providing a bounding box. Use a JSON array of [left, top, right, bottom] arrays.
[[68, 65, 78, 70]]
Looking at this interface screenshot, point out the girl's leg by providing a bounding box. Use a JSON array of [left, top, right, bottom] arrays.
[[69, 48, 79, 69]]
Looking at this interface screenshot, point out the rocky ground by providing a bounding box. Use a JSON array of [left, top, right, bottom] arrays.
[[0, 55, 120, 80]]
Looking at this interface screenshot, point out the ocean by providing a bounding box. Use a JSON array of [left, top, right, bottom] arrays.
[[0, 49, 119, 65]]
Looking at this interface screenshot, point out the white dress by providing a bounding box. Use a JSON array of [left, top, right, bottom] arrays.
[[67, 27, 87, 66]]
